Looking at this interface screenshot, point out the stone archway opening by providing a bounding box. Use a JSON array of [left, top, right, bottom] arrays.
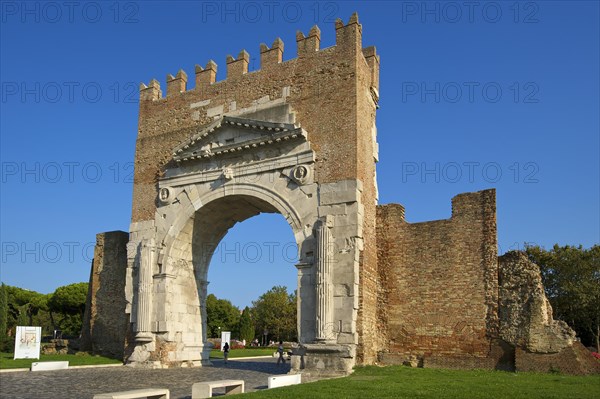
[[126, 105, 364, 375], [136, 191, 307, 367], [202, 201, 300, 344]]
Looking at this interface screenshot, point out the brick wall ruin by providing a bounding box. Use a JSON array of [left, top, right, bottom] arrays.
[[377, 190, 504, 368], [375, 191, 598, 374]]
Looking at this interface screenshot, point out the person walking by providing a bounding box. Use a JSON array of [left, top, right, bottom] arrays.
[[276, 341, 286, 365], [223, 342, 230, 364]]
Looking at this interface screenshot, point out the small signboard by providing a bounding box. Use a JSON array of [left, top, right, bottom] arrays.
[[14, 326, 42, 360], [221, 331, 231, 351]]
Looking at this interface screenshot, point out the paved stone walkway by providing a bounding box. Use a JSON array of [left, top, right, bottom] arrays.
[[0, 358, 291, 399]]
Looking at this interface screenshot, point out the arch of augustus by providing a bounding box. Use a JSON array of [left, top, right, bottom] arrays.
[[80, 14, 598, 377]]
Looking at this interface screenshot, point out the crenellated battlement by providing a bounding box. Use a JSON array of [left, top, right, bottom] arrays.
[[139, 12, 378, 101], [296, 25, 321, 55], [166, 70, 188, 97], [260, 37, 284, 67]]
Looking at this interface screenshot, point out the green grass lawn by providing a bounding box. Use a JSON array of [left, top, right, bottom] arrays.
[[242, 366, 600, 399], [209, 348, 275, 359], [0, 352, 122, 369]]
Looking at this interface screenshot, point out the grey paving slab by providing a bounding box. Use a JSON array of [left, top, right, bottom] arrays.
[[0, 358, 291, 399]]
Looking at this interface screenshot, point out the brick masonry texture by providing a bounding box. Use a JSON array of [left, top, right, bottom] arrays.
[[376, 190, 499, 365], [132, 17, 375, 224], [376, 191, 599, 374]]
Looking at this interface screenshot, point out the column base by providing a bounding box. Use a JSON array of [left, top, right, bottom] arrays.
[[135, 331, 154, 343], [201, 341, 214, 366], [290, 343, 356, 381], [126, 340, 214, 368]]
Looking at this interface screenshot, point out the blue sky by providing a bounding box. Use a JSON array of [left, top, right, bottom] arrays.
[[1, 1, 598, 309]]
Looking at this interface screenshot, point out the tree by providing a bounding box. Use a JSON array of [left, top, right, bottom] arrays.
[[48, 283, 88, 316], [0, 283, 87, 340], [48, 282, 88, 336], [29, 293, 49, 322], [525, 244, 600, 351], [0, 284, 7, 334], [5, 286, 48, 330], [252, 286, 297, 342], [238, 306, 255, 344], [205, 294, 240, 338], [0, 284, 8, 351]]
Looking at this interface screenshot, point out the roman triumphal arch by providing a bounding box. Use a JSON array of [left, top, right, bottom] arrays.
[[126, 102, 370, 378], [120, 15, 380, 377], [85, 14, 595, 377]]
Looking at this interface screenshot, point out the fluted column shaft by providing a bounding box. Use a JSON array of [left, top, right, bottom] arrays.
[[315, 220, 333, 341], [135, 239, 155, 342]]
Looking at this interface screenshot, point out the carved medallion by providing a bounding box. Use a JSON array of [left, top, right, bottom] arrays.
[[159, 187, 172, 203], [291, 165, 310, 185]]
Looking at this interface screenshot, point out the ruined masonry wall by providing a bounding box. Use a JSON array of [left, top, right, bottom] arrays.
[[498, 251, 575, 354], [515, 342, 600, 375], [376, 189, 499, 365], [80, 231, 129, 359], [497, 251, 600, 374]]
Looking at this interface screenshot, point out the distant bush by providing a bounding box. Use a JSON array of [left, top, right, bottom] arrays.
[[231, 340, 245, 349], [0, 336, 13, 353], [210, 339, 245, 350]]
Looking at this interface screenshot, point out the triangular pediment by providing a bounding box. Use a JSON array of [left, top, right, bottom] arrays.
[[172, 116, 306, 163]]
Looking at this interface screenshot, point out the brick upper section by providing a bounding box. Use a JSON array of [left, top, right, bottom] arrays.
[[132, 13, 379, 223]]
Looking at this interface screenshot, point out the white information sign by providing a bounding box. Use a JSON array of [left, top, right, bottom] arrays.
[[14, 326, 42, 359], [221, 331, 231, 351]]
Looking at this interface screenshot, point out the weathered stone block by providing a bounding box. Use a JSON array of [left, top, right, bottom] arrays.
[[498, 251, 575, 353]]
